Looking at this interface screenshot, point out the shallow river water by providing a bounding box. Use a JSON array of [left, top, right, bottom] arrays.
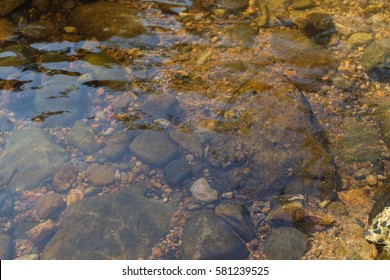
[[0, 0, 389, 260]]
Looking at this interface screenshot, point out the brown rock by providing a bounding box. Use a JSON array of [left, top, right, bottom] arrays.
[[338, 188, 374, 215], [34, 193, 65, 220], [66, 189, 84, 206], [86, 163, 115, 186], [365, 174, 377, 186], [27, 219, 56, 247], [266, 201, 335, 232], [53, 163, 78, 192], [0, 18, 14, 42]]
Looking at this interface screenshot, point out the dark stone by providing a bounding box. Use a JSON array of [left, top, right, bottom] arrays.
[[67, 121, 98, 154], [164, 159, 192, 186], [0, 18, 14, 42], [0, 230, 13, 260], [214, 202, 255, 242], [53, 163, 78, 192], [181, 210, 249, 259], [19, 20, 55, 39], [68, 3, 145, 41], [170, 130, 202, 157], [264, 227, 309, 259], [85, 164, 115, 186], [142, 93, 179, 121], [271, 29, 334, 90], [42, 182, 179, 259], [0, 0, 26, 17], [129, 130, 178, 166], [369, 184, 390, 224], [0, 44, 34, 67], [362, 39, 390, 81], [34, 193, 65, 220], [0, 188, 13, 217], [101, 131, 135, 161], [0, 128, 68, 192]]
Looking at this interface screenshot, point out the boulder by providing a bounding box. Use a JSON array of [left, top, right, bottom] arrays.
[[181, 210, 249, 259], [264, 227, 309, 259], [42, 182, 179, 259], [0, 128, 68, 192], [129, 130, 178, 166], [68, 3, 145, 41]]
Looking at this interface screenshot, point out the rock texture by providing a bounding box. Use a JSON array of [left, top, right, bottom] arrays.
[[42, 182, 179, 259], [68, 3, 145, 40], [181, 210, 249, 259], [129, 130, 178, 166], [0, 128, 68, 192]]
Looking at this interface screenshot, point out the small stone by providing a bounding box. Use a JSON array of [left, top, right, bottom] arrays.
[[129, 130, 178, 166], [67, 121, 98, 154], [164, 159, 192, 186], [190, 178, 218, 203], [86, 164, 115, 186], [53, 163, 78, 192], [19, 20, 55, 39], [34, 193, 65, 220], [152, 246, 164, 258], [222, 192, 233, 199], [366, 175, 378, 186], [66, 189, 84, 206], [64, 26, 76, 34], [27, 219, 56, 247], [348, 33, 373, 49]]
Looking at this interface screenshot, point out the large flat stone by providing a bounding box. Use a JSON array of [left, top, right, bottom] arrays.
[[0, 128, 68, 192], [42, 182, 179, 259]]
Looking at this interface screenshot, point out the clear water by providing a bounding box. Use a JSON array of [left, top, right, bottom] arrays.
[[0, 0, 389, 260]]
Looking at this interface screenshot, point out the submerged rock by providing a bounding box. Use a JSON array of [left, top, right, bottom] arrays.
[[0, 18, 14, 42], [86, 164, 115, 186], [214, 202, 255, 241], [19, 20, 55, 39], [333, 122, 382, 163], [362, 39, 390, 81], [0, 128, 68, 192], [42, 182, 179, 259], [264, 227, 309, 259], [53, 163, 78, 193], [68, 3, 145, 41], [0, 0, 26, 17], [0, 230, 13, 260], [164, 159, 192, 186], [190, 178, 218, 203], [271, 29, 334, 90], [170, 130, 202, 157], [34, 193, 65, 220], [142, 93, 179, 121], [181, 210, 249, 259], [67, 121, 98, 154], [129, 130, 178, 166], [101, 131, 135, 161]]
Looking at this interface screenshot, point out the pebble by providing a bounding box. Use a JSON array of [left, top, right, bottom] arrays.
[[152, 246, 165, 258], [365, 174, 377, 186], [66, 189, 84, 206], [222, 192, 233, 199], [27, 219, 56, 246], [190, 178, 218, 203]]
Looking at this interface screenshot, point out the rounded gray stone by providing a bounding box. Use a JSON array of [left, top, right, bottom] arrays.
[[129, 130, 178, 166]]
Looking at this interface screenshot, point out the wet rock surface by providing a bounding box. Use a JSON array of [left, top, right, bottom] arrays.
[[264, 227, 309, 259], [86, 164, 115, 186], [0, 0, 26, 17], [67, 121, 98, 154], [0, 230, 13, 259], [181, 210, 249, 260], [164, 159, 192, 186], [34, 193, 65, 220], [42, 182, 179, 259], [0, 128, 68, 192], [53, 163, 78, 193], [129, 130, 178, 166], [0, 19, 14, 42], [362, 38, 390, 81], [101, 131, 134, 161], [68, 2, 145, 41]]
